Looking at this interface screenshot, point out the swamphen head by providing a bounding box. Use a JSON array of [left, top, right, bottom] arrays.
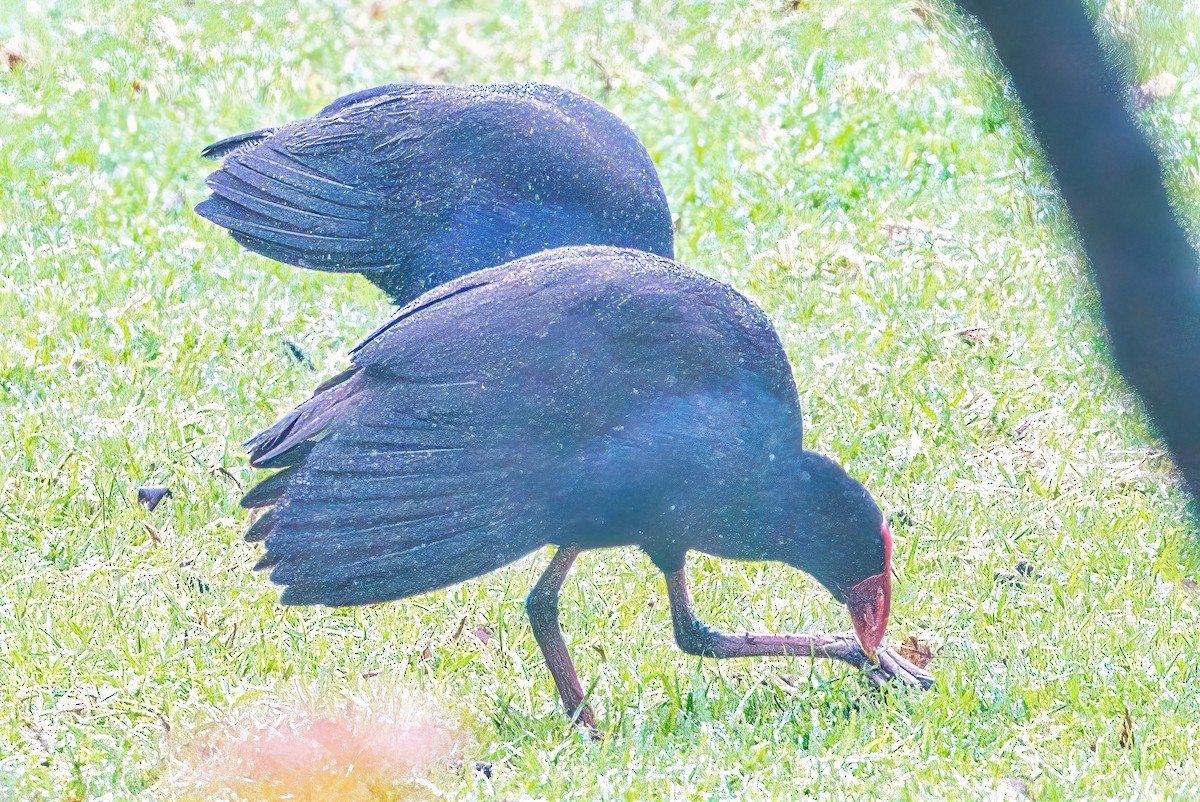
[[775, 453, 892, 658], [195, 83, 673, 304]]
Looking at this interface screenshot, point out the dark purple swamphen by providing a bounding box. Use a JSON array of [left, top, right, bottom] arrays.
[[241, 246, 933, 728], [196, 83, 673, 304]]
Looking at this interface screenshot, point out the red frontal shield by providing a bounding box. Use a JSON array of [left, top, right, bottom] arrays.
[[846, 520, 892, 658]]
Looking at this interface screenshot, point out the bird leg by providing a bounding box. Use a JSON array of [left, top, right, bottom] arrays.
[[663, 566, 934, 690], [525, 545, 598, 729]]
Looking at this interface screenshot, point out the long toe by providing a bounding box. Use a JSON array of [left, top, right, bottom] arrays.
[[864, 665, 890, 689], [572, 704, 600, 738], [877, 647, 935, 690]]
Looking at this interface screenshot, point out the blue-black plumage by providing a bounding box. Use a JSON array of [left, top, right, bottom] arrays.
[[241, 246, 932, 726], [196, 83, 674, 303]]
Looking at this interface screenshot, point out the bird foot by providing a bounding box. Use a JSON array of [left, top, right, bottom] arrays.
[[795, 631, 935, 690], [863, 644, 935, 690], [569, 702, 600, 737]]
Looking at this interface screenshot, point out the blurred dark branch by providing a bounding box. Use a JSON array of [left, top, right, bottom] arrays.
[[954, 0, 1200, 511]]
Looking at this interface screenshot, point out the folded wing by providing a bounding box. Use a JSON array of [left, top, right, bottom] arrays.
[[197, 84, 674, 303], [242, 366, 553, 606], [240, 247, 797, 606]]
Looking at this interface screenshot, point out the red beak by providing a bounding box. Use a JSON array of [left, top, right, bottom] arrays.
[[846, 520, 892, 660]]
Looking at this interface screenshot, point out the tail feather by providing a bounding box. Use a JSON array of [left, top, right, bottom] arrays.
[[203, 169, 370, 235], [254, 551, 284, 571], [196, 142, 395, 274], [252, 439, 315, 470], [200, 127, 279, 160], [238, 366, 549, 607], [246, 368, 366, 467], [240, 467, 297, 509], [245, 510, 279, 543], [274, 517, 536, 607], [196, 195, 372, 252]]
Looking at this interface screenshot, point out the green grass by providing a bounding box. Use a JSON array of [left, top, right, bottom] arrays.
[[3, 0, 1200, 798]]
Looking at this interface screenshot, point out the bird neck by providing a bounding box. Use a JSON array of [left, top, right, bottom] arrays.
[[684, 446, 816, 562]]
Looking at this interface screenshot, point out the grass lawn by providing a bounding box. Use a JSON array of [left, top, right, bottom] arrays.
[[3, 0, 1200, 798]]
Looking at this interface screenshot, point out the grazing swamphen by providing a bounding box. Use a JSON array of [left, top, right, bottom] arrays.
[[196, 83, 673, 304], [240, 246, 933, 727]]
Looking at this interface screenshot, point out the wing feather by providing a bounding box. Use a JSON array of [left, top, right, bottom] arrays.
[[241, 365, 548, 606], [239, 247, 798, 607], [195, 84, 674, 302]]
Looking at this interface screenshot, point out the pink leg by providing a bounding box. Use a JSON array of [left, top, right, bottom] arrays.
[[663, 566, 934, 689], [525, 546, 598, 729]]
